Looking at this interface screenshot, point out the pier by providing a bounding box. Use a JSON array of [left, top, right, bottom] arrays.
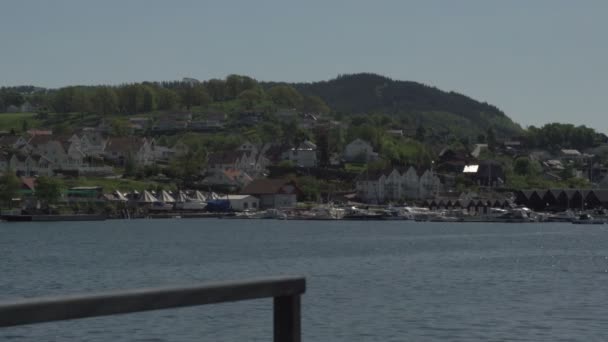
[[0, 276, 306, 342]]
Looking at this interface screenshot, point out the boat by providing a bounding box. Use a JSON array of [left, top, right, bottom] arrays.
[[306, 205, 346, 220], [545, 210, 576, 223], [379, 206, 414, 220], [342, 206, 384, 220], [572, 213, 605, 225]]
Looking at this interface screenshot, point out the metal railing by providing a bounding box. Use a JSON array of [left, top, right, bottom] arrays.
[[0, 276, 306, 342]]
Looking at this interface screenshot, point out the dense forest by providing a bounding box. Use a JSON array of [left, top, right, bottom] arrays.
[[1, 73, 599, 148]]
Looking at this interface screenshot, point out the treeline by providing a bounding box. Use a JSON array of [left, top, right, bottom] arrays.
[[4, 75, 330, 116], [524, 123, 602, 151]]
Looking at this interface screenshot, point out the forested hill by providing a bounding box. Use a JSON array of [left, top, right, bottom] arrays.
[[284, 73, 523, 138]]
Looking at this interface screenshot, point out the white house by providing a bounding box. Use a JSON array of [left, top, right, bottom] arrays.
[[343, 139, 378, 163], [281, 140, 317, 167], [104, 137, 154, 166], [207, 149, 269, 178], [356, 166, 442, 203], [226, 195, 259, 211]]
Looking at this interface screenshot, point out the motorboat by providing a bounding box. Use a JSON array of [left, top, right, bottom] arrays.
[[572, 213, 605, 225], [545, 210, 576, 223]]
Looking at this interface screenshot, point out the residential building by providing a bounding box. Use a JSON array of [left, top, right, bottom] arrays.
[[241, 178, 301, 208], [201, 169, 253, 191], [355, 166, 442, 203], [225, 195, 259, 211], [281, 140, 317, 167], [343, 139, 378, 163], [104, 137, 154, 166], [0, 135, 28, 149]]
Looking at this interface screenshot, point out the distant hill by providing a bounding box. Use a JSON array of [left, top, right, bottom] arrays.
[[287, 73, 523, 138]]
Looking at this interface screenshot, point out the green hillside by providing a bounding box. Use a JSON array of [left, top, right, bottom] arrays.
[[289, 73, 523, 138]]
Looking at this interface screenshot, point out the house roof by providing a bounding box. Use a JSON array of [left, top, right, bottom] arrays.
[[20, 177, 36, 191], [0, 135, 23, 146], [226, 195, 256, 200], [241, 178, 300, 195], [27, 129, 52, 136], [561, 149, 581, 156], [208, 151, 243, 165], [105, 137, 146, 154]]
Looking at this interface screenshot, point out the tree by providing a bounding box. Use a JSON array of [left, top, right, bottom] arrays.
[[205, 79, 226, 101], [301, 95, 329, 114], [35, 177, 63, 209], [415, 125, 426, 141], [110, 119, 129, 136], [157, 87, 179, 110], [513, 157, 532, 175], [91, 87, 118, 115], [179, 84, 210, 110], [169, 149, 206, 187], [0, 172, 20, 209], [486, 127, 497, 151], [237, 89, 263, 110], [267, 85, 303, 108]]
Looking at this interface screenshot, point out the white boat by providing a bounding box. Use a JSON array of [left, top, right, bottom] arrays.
[[572, 213, 605, 225], [545, 210, 576, 222]]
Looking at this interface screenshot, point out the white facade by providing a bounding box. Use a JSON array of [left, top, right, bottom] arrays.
[[343, 139, 378, 162], [226, 195, 259, 211], [281, 141, 317, 167], [356, 166, 442, 203]]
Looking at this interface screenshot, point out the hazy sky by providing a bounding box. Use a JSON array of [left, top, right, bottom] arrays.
[[1, 0, 607, 132]]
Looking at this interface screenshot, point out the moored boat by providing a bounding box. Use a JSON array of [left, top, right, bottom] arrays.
[[572, 213, 605, 225]]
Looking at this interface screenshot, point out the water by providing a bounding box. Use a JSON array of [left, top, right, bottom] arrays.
[[2, 219, 608, 341]]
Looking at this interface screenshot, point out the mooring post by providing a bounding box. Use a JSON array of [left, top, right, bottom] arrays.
[[273, 294, 301, 342]]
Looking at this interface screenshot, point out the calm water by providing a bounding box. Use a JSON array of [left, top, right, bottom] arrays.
[[2, 219, 608, 341]]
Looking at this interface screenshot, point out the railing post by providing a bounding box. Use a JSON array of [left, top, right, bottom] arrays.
[[273, 295, 301, 342]]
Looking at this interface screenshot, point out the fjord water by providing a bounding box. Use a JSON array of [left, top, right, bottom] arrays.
[[2, 220, 608, 341]]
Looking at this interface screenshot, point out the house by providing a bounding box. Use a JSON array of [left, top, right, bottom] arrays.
[[437, 148, 474, 173], [27, 135, 84, 170], [27, 129, 53, 136], [152, 117, 188, 132], [79, 131, 107, 156], [281, 140, 317, 168], [470, 144, 488, 158], [0, 135, 28, 149], [343, 139, 378, 163], [355, 166, 442, 203], [275, 108, 298, 123], [241, 178, 301, 208], [104, 137, 154, 166], [207, 149, 268, 178], [190, 112, 227, 131], [128, 117, 151, 131], [463, 160, 505, 187], [236, 111, 263, 126], [225, 195, 259, 211], [297, 113, 318, 130], [201, 169, 253, 191], [153, 145, 177, 163], [386, 129, 404, 137]]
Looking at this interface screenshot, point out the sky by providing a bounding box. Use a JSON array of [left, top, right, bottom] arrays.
[[1, 0, 607, 133]]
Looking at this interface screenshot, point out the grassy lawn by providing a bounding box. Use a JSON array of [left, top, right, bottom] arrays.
[[63, 177, 176, 192], [0, 112, 42, 132]]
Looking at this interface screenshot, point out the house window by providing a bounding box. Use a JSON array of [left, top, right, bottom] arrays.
[[244, 202, 249, 209], [252, 202, 257, 208]]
